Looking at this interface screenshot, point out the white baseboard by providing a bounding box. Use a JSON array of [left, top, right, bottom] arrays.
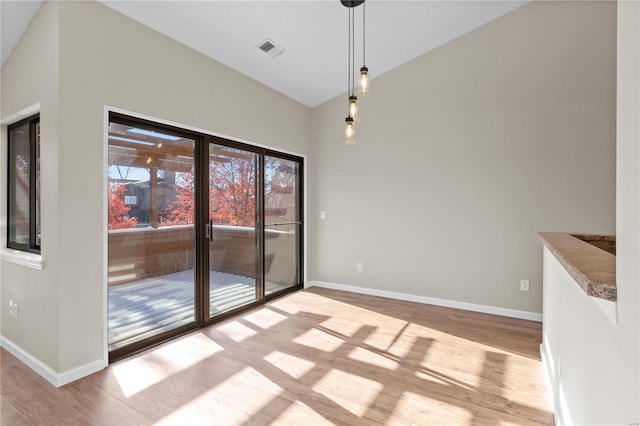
[[306, 280, 543, 322], [0, 336, 106, 387]]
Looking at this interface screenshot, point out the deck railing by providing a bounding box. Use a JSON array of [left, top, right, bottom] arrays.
[[108, 225, 296, 285]]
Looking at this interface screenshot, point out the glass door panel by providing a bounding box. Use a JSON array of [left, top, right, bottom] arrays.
[[107, 121, 196, 352], [208, 144, 259, 316], [264, 156, 301, 295]]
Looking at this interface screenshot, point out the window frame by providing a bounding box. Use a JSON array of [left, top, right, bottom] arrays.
[[7, 114, 41, 254]]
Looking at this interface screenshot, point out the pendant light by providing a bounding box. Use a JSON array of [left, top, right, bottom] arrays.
[[344, 116, 355, 145], [348, 6, 359, 123], [344, 3, 356, 144], [349, 95, 358, 121], [358, 1, 370, 95], [341, 0, 367, 145]]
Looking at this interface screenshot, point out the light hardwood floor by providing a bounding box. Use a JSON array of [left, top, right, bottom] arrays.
[[1, 287, 554, 425]]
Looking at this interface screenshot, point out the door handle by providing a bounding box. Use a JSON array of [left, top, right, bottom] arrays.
[[205, 219, 214, 241]]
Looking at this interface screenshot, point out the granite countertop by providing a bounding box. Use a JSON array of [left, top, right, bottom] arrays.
[[538, 232, 616, 301]]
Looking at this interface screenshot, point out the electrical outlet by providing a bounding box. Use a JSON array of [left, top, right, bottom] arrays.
[[357, 262, 363, 272], [320, 211, 326, 220], [9, 300, 18, 319], [520, 279, 530, 292]]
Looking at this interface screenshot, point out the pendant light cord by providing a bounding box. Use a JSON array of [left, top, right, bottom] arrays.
[[363, 1, 366, 66], [352, 6, 355, 94], [347, 7, 351, 105]]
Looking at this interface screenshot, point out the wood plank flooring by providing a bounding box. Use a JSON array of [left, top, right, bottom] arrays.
[[1, 287, 554, 425]]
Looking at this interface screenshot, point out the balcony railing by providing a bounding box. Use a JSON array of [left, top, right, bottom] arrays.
[[108, 224, 296, 286]]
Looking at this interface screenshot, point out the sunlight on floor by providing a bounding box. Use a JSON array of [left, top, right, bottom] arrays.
[[414, 366, 476, 390], [156, 367, 285, 425], [217, 320, 258, 342], [312, 369, 384, 417], [293, 327, 345, 352], [392, 390, 474, 424], [216, 366, 285, 395], [113, 334, 223, 397], [272, 400, 333, 425], [242, 307, 288, 329], [264, 350, 316, 379], [347, 346, 400, 370], [153, 386, 250, 426], [318, 316, 364, 337]]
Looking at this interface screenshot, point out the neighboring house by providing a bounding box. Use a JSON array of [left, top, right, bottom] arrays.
[[125, 174, 179, 227]]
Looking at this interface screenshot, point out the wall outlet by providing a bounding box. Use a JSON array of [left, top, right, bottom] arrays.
[[9, 300, 18, 319], [357, 262, 363, 272], [320, 211, 326, 220], [520, 279, 530, 291]]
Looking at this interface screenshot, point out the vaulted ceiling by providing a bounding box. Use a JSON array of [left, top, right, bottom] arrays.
[[1, 1, 527, 107]]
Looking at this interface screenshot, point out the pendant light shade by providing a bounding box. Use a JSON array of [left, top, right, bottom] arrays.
[[344, 116, 356, 145], [349, 95, 359, 121], [358, 66, 369, 95]]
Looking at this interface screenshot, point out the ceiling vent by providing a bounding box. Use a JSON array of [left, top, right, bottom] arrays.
[[257, 39, 285, 58]]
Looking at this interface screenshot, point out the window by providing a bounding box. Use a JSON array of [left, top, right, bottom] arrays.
[[7, 115, 40, 253], [124, 195, 137, 206]]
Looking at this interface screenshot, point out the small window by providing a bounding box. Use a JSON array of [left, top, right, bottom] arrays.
[[124, 195, 137, 206], [7, 115, 40, 253]]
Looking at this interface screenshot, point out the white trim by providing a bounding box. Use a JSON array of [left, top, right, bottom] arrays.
[[102, 106, 110, 363], [56, 358, 107, 388], [1, 103, 44, 270], [1, 248, 44, 270], [0, 102, 40, 125], [0, 336, 107, 387], [306, 280, 543, 322]]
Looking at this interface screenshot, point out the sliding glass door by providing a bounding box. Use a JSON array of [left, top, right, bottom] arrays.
[[107, 113, 304, 360], [208, 144, 259, 316], [107, 118, 197, 356], [264, 155, 302, 295]]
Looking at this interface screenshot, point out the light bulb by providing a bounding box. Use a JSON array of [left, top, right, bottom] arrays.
[[344, 116, 355, 145], [349, 95, 359, 122], [358, 66, 370, 95]]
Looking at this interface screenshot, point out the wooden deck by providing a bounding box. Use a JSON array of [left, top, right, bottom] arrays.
[[109, 270, 286, 350]]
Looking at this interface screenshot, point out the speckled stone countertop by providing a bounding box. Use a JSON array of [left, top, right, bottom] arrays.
[[539, 232, 616, 301]]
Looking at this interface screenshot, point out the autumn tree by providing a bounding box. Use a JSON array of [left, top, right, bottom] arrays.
[[209, 156, 256, 226], [162, 155, 256, 227], [264, 158, 297, 226], [163, 169, 195, 225], [108, 183, 138, 230], [147, 154, 296, 229]]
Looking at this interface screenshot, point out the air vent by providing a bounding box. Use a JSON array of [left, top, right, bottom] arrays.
[[257, 39, 285, 58]]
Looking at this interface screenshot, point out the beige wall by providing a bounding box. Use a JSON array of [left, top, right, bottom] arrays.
[[1, 0, 310, 374], [614, 0, 640, 421], [311, 0, 616, 314], [0, 1, 60, 370]]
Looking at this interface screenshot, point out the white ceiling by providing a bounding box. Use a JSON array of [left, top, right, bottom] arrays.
[[2, 0, 527, 108], [0, 0, 44, 65]]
